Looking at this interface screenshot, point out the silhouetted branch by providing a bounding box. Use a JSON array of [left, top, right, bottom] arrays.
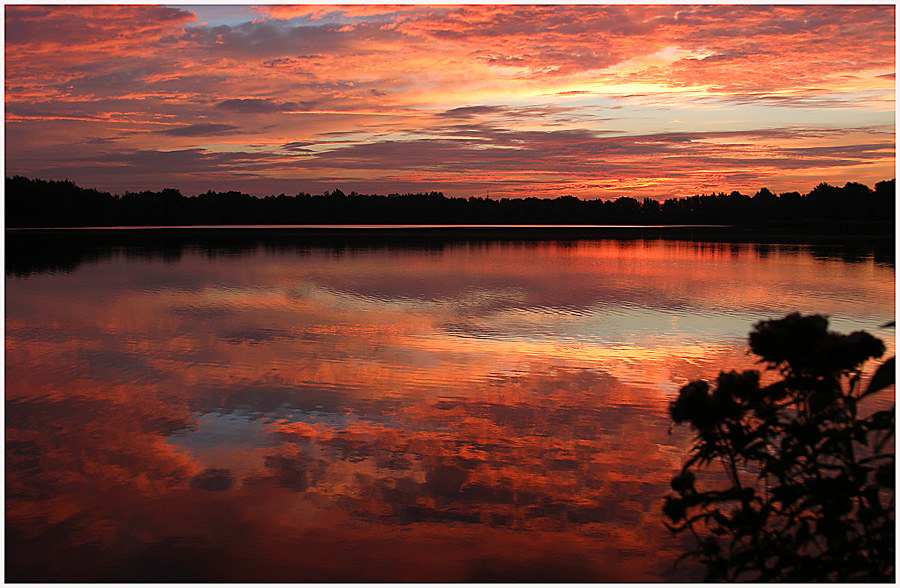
[[665, 313, 895, 582]]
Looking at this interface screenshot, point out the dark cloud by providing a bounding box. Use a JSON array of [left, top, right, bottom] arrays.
[[294, 128, 689, 172], [158, 123, 241, 137], [190, 468, 236, 492], [714, 91, 890, 109], [438, 105, 507, 119], [6, 103, 106, 121], [177, 20, 404, 59], [56, 67, 161, 98], [216, 98, 300, 114], [5, 5, 196, 47], [83, 136, 122, 145], [283, 142, 315, 153], [291, 125, 893, 184], [781, 142, 895, 160], [37, 147, 277, 179], [14, 121, 889, 199]]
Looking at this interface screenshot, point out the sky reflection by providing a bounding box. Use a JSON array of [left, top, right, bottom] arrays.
[[6, 237, 894, 581]]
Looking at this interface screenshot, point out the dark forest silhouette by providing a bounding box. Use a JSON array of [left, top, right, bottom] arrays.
[[5, 175, 895, 231]]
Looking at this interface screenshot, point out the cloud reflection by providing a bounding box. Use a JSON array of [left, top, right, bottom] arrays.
[[6, 239, 894, 581]]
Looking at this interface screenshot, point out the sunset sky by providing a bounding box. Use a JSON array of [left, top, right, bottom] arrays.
[[5, 4, 896, 200]]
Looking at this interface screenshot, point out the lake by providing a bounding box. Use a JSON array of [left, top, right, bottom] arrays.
[[5, 228, 895, 582]]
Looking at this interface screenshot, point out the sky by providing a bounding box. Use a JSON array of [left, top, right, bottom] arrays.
[[4, 3, 896, 200]]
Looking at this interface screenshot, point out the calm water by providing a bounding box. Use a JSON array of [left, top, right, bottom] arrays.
[[6, 230, 895, 582]]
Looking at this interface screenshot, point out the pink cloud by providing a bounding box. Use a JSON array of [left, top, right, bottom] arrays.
[[4, 5, 895, 199]]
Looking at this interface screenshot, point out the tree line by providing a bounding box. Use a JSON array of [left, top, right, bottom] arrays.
[[5, 175, 895, 230]]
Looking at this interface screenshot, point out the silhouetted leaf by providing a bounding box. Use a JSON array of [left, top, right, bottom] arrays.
[[868, 408, 895, 430], [666, 313, 894, 582], [864, 356, 895, 396], [876, 461, 894, 489]]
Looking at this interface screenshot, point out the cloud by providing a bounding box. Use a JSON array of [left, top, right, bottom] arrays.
[[8, 122, 894, 200], [296, 127, 748, 171], [215, 99, 300, 114], [15, 148, 282, 186], [157, 123, 242, 137], [5, 5, 196, 48], [4, 4, 895, 199], [110, 148, 275, 174], [282, 141, 316, 153], [255, 4, 428, 22], [190, 468, 236, 491], [437, 105, 508, 119]]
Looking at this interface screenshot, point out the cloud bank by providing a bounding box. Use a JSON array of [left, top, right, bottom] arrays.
[[5, 4, 895, 198]]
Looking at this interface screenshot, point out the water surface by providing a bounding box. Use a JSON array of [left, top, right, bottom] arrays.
[[6, 230, 894, 581]]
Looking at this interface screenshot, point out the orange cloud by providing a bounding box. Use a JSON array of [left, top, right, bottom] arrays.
[[4, 5, 895, 198]]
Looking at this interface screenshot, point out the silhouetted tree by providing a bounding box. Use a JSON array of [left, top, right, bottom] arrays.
[[5, 175, 896, 229], [641, 197, 662, 223], [665, 313, 894, 581], [609, 196, 641, 223], [874, 179, 896, 221], [750, 188, 776, 220]]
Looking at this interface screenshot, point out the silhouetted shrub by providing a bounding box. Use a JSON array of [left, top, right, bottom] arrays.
[[665, 313, 894, 581]]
